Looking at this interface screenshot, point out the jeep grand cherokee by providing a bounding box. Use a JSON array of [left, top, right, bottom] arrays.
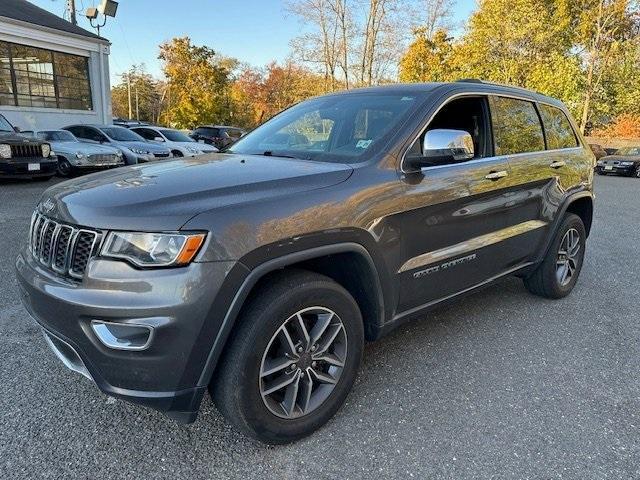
[[15, 81, 595, 444]]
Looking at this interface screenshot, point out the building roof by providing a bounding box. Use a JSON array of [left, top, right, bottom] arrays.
[[0, 0, 108, 42]]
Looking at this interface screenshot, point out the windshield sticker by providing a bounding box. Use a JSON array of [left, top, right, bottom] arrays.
[[356, 139, 373, 149]]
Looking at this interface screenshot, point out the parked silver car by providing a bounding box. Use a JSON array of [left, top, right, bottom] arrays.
[[28, 130, 124, 177], [131, 126, 218, 157], [63, 125, 172, 165]]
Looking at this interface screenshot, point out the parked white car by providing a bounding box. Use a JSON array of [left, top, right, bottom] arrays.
[[131, 126, 218, 157]]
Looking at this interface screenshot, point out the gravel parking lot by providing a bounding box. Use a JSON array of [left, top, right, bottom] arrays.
[[0, 174, 638, 479]]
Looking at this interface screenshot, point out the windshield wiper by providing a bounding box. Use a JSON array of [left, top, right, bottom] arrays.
[[261, 151, 302, 159]]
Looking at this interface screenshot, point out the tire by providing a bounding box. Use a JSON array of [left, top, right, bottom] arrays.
[[57, 157, 73, 177], [211, 269, 364, 444], [634, 165, 640, 178], [523, 213, 586, 299], [171, 150, 184, 157]]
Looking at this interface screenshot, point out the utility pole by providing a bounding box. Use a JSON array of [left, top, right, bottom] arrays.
[[126, 73, 132, 119], [67, 0, 77, 25], [135, 85, 139, 121]]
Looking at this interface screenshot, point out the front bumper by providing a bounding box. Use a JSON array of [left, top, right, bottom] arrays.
[[0, 157, 57, 178], [596, 165, 635, 175], [15, 249, 238, 423]]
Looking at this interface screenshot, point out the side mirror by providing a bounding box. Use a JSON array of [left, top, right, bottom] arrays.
[[405, 129, 474, 171]]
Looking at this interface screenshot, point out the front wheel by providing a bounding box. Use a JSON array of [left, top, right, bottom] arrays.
[[57, 157, 73, 177], [211, 270, 364, 444], [634, 165, 640, 178], [523, 213, 586, 299]]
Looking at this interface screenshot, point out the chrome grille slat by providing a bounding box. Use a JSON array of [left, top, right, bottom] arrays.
[[29, 212, 100, 280]]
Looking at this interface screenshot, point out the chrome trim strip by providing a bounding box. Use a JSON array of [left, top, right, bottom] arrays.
[[399, 90, 585, 174], [398, 220, 548, 273]]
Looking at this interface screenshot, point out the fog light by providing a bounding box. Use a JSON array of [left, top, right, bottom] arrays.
[[91, 320, 153, 351]]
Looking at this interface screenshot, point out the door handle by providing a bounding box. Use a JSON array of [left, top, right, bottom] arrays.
[[550, 160, 566, 169], [485, 170, 508, 180]]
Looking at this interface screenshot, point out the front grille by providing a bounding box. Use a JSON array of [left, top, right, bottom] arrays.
[[29, 212, 101, 279], [11, 144, 42, 158], [154, 152, 170, 158], [88, 153, 118, 163]]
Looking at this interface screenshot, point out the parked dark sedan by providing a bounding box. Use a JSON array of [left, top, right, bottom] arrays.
[[595, 147, 640, 178]]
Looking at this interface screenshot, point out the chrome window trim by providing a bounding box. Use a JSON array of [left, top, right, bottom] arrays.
[[400, 91, 585, 174]]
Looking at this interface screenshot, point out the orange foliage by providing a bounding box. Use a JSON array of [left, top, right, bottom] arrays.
[[593, 114, 640, 138]]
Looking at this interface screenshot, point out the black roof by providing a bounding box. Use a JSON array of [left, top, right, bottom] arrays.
[[0, 0, 107, 42]]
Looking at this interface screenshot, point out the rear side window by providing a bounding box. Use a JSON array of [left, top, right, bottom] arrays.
[[490, 96, 545, 155], [538, 104, 578, 149]]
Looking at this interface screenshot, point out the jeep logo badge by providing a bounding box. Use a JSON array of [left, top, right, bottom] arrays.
[[41, 198, 55, 214]]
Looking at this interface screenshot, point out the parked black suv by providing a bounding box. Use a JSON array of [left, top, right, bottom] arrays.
[[16, 82, 595, 444], [191, 125, 246, 150], [0, 114, 57, 179]]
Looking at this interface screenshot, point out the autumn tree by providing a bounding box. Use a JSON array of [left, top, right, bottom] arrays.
[[158, 37, 235, 128], [399, 28, 455, 82]]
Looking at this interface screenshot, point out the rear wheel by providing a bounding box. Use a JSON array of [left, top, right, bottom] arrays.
[[523, 213, 586, 299], [211, 270, 363, 444]]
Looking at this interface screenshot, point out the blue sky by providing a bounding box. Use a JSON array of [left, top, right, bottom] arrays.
[[31, 0, 477, 84]]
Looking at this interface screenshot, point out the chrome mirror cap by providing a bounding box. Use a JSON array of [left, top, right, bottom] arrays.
[[422, 129, 474, 162]]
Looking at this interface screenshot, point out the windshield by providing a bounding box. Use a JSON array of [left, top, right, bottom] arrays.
[[160, 129, 195, 142], [616, 147, 640, 156], [227, 93, 423, 163], [101, 127, 145, 142], [0, 114, 14, 132], [39, 130, 77, 142]]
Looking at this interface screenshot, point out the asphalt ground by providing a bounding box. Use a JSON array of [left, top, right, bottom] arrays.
[[0, 174, 638, 479]]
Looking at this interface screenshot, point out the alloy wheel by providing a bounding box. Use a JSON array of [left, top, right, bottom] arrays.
[[556, 228, 581, 287], [259, 306, 347, 419]]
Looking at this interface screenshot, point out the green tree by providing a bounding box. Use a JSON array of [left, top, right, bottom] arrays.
[[111, 65, 163, 123], [158, 37, 234, 128], [399, 28, 455, 82]]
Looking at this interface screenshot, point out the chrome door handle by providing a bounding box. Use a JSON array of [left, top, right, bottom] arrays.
[[485, 170, 508, 180], [550, 160, 566, 169]]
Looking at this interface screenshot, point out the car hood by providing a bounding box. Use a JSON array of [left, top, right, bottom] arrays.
[[38, 153, 353, 231], [0, 131, 44, 145], [601, 154, 640, 161], [115, 140, 170, 153], [50, 141, 119, 155]]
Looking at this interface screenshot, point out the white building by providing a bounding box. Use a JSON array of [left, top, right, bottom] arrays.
[[0, 0, 111, 130]]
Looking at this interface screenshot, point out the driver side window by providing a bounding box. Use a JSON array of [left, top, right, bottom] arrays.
[[409, 96, 490, 163]]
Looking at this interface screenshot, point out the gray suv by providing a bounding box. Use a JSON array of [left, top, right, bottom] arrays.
[[16, 81, 595, 444]]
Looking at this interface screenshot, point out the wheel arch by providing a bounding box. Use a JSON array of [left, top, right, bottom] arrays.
[[197, 243, 386, 388], [534, 191, 594, 264]]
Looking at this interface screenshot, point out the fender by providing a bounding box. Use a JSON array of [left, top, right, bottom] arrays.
[[196, 242, 386, 388], [534, 190, 594, 264]]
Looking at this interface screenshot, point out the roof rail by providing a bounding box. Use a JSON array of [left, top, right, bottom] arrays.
[[455, 78, 485, 84]]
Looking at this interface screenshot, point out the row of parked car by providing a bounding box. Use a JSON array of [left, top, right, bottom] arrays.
[[0, 112, 247, 180]]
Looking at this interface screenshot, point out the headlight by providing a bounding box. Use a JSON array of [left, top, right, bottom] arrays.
[[116, 151, 123, 157], [0, 144, 10, 158], [41, 144, 51, 157], [620, 161, 633, 166], [130, 148, 149, 155], [75, 152, 85, 159], [101, 231, 206, 267]]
